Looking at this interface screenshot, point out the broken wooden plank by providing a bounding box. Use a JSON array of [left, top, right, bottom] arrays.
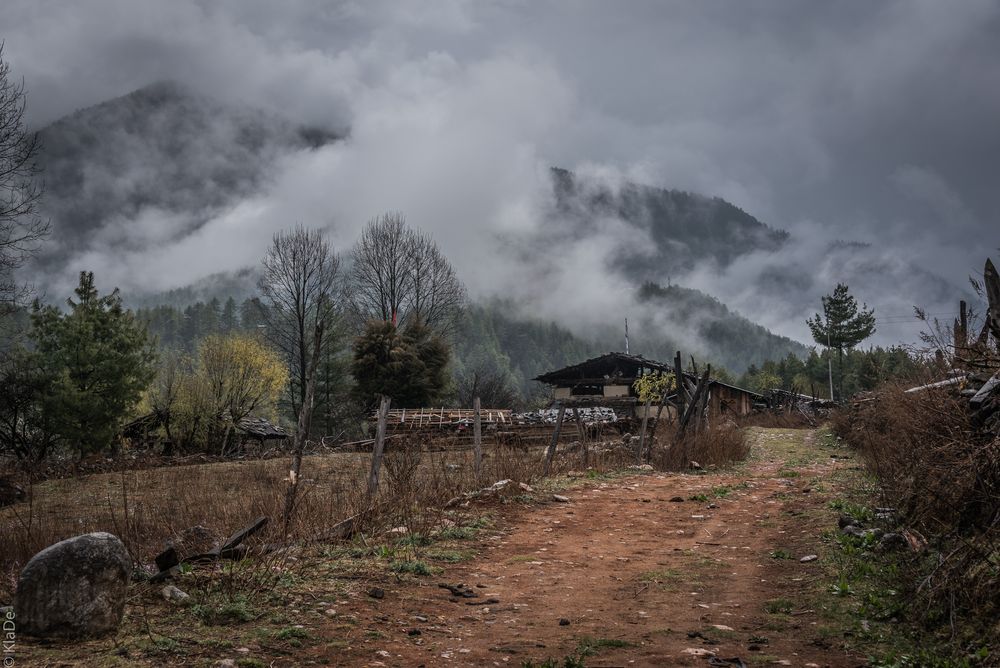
[[220, 515, 269, 555], [970, 372, 1000, 407], [905, 375, 969, 393]]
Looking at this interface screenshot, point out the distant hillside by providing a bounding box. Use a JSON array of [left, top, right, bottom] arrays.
[[33, 80, 338, 268], [549, 167, 788, 279], [450, 289, 809, 403], [26, 83, 819, 374], [631, 282, 809, 372]]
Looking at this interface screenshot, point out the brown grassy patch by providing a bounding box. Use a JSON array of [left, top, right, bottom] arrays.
[[0, 429, 651, 602]]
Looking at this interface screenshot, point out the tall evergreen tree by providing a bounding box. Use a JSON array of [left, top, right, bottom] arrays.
[[30, 272, 157, 456], [806, 283, 876, 400]]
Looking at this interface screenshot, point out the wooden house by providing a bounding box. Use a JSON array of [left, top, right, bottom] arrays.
[[533, 352, 761, 420]]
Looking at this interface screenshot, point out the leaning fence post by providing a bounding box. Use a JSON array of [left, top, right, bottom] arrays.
[[367, 395, 391, 499], [543, 403, 567, 476], [473, 396, 483, 478]]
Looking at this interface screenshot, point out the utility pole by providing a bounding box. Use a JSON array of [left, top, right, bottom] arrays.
[[624, 317, 630, 355], [826, 316, 835, 402]]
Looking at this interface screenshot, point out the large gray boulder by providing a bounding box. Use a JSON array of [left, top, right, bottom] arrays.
[[15, 532, 131, 638]]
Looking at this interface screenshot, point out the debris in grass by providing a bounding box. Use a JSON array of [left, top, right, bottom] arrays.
[[438, 583, 477, 598], [161, 584, 189, 604]]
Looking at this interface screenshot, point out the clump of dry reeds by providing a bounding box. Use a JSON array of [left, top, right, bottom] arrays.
[[649, 423, 750, 471]]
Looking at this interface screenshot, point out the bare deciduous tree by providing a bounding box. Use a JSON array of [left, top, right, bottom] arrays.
[[409, 230, 465, 331], [258, 226, 344, 419], [257, 226, 345, 533], [0, 44, 48, 312], [456, 361, 518, 409], [350, 212, 465, 332]]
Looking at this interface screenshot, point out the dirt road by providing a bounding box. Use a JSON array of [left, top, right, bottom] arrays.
[[309, 428, 861, 667]]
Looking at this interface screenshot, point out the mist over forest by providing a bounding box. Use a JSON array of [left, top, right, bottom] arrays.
[[4, 6, 1000, 664], [3, 0, 997, 408]]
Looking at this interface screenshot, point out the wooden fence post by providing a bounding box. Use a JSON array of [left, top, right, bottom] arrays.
[[573, 407, 588, 468], [473, 396, 483, 478], [636, 395, 652, 463], [543, 403, 567, 476], [985, 259, 1000, 343], [367, 395, 391, 499], [678, 367, 711, 438], [673, 351, 686, 418]]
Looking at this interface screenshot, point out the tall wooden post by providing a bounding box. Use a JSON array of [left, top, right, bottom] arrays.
[[572, 407, 588, 468], [673, 351, 686, 418], [543, 403, 567, 476], [367, 395, 391, 499], [636, 395, 652, 463], [282, 314, 325, 536], [473, 396, 483, 478], [678, 367, 710, 437], [649, 380, 671, 463], [573, 407, 586, 441], [986, 259, 1000, 343]]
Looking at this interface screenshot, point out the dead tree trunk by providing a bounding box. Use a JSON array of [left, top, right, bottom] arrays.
[[543, 404, 567, 476], [367, 395, 391, 499], [282, 316, 326, 535]]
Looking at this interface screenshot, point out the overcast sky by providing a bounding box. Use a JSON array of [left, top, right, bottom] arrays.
[[4, 0, 999, 344]]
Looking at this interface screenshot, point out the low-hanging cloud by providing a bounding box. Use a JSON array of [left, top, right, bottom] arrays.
[[6, 0, 998, 350]]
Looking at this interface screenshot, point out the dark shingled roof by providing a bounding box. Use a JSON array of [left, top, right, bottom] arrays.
[[533, 352, 670, 385], [236, 416, 288, 439], [534, 351, 763, 398]]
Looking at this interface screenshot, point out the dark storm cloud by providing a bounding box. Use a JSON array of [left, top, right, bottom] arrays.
[[3, 0, 998, 345]]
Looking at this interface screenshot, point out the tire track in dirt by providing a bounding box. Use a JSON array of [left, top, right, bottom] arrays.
[[311, 428, 860, 667]]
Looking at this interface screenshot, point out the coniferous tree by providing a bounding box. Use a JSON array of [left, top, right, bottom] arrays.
[[30, 272, 157, 456], [806, 284, 876, 400], [351, 319, 451, 408]]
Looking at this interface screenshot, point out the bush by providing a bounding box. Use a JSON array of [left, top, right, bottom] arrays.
[[650, 423, 750, 471], [836, 382, 1000, 643]]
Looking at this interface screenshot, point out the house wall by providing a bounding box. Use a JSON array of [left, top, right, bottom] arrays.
[[603, 384, 631, 398], [635, 403, 678, 420], [709, 385, 755, 418], [554, 387, 572, 400]]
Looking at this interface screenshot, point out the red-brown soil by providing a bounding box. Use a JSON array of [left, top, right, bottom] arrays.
[[304, 429, 860, 667]]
